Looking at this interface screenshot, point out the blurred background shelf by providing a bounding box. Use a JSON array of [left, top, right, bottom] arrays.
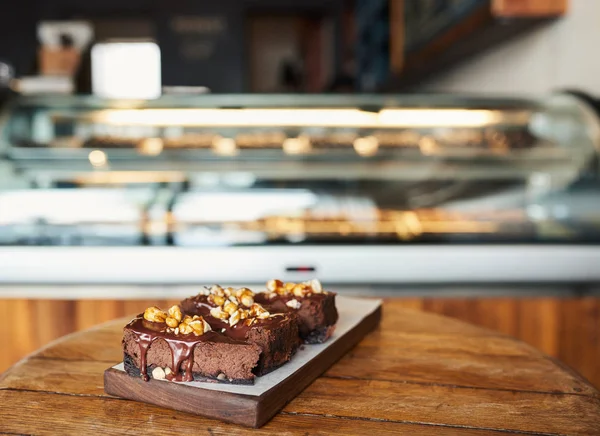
[[0, 1, 568, 94]]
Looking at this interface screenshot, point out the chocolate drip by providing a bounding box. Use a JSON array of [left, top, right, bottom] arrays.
[[169, 340, 195, 381], [131, 328, 154, 381]]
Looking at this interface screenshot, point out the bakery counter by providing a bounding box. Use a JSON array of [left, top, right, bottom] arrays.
[[2, 246, 600, 284], [2, 284, 600, 391]]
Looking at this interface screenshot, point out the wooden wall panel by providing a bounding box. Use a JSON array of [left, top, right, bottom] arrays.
[[492, 0, 568, 17], [516, 299, 560, 357], [2, 297, 600, 389], [559, 298, 600, 388]]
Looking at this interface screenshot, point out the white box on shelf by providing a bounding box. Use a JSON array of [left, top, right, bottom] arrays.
[[91, 41, 161, 100]]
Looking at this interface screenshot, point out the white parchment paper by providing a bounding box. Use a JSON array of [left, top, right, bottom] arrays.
[[112, 296, 381, 396]]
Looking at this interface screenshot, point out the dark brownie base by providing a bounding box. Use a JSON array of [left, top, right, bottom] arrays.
[[253, 357, 290, 377], [303, 324, 337, 344], [249, 316, 300, 376], [123, 353, 254, 385]]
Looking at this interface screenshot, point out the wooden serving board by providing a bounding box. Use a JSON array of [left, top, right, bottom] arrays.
[[104, 297, 381, 428]]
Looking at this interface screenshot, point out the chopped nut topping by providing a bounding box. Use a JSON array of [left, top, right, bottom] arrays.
[[309, 279, 323, 293], [223, 300, 238, 315], [292, 284, 309, 298], [210, 306, 229, 320], [200, 285, 271, 332], [188, 321, 203, 333], [179, 323, 193, 335], [248, 303, 270, 318], [201, 285, 272, 327], [229, 310, 241, 326], [144, 306, 167, 323], [265, 278, 325, 298], [189, 318, 211, 336], [286, 299, 302, 310], [154, 308, 212, 336], [236, 287, 254, 298], [240, 294, 254, 307], [168, 305, 183, 323], [152, 367, 166, 380], [209, 294, 226, 306], [165, 317, 179, 328], [266, 279, 283, 292], [210, 285, 225, 297]]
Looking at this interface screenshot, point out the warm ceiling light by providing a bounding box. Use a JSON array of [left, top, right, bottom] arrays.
[[212, 136, 238, 156], [88, 108, 528, 128], [353, 136, 379, 156], [92, 109, 529, 128], [75, 171, 185, 184], [283, 136, 311, 155], [93, 109, 379, 127], [378, 109, 500, 127], [88, 150, 108, 167], [138, 137, 164, 156]]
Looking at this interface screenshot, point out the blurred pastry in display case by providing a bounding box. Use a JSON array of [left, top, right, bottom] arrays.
[[0, 92, 599, 283]]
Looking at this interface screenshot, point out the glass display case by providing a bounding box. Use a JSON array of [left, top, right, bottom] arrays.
[[0, 93, 599, 284]]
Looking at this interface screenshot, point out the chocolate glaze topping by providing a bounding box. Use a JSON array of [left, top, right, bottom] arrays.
[[182, 295, 290, 340]]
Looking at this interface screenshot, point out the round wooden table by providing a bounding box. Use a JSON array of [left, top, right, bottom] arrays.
[[2, 301, 600, 435]]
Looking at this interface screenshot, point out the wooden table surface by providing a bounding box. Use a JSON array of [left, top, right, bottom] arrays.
[[2, 300, 600, 435]]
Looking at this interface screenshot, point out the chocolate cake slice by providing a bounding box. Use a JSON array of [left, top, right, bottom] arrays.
[[123, 305, 261, 384], [255, 279, 338, 344], [180, 286, 299, 375]]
